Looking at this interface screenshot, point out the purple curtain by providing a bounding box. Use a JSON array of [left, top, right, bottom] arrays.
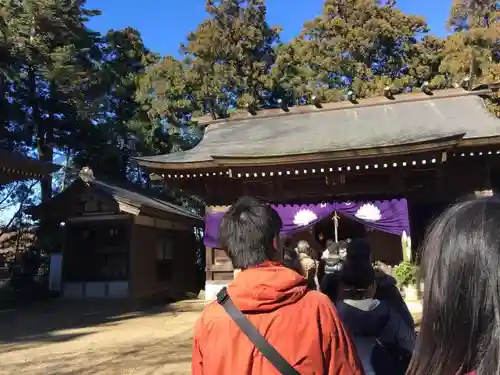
[[204, 199, 410, 248], [204, 211, 226, 249], [333, 200, 410, 237]]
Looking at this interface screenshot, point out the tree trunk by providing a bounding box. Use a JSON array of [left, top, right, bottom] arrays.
[[29, 66, 53, 202]]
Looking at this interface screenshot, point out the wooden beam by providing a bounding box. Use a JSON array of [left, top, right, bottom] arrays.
[[205, 247, 214, 281], [67, 214, 129, 223], [207, 263, 233, 272], [134, 215, 190, 231], [117, 201, 141, 216]]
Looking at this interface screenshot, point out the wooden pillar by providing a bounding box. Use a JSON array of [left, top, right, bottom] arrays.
[[205, 247, 213, 281], [128, 219, 137, 298]]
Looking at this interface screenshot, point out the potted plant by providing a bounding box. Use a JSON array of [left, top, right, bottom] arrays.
[[394, 261, 419, 301]]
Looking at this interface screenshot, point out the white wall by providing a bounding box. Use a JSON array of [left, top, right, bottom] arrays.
[[205, 282, 227, 301]]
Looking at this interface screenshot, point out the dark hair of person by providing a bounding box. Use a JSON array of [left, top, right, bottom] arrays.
[[345, 238, 372, 265], [339, 261, 375, 300], [282, 237, 292, 249], [219, 196, 282, 270], [282, 246, 301, 273], [326, 240, 338, 254], [407, 197, 500, 375]]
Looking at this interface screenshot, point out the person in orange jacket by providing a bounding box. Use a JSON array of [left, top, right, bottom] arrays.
[[192, 196, 364, 375]]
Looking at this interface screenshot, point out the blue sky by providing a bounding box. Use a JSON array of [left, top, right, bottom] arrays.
[[86, 0, 452, 57], [2, 1, 453, 224]]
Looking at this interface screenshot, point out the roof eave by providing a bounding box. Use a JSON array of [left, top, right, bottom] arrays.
[[134, 158, 214, 171], [137, 134, 466, 170], [459, 135, 500, 147]]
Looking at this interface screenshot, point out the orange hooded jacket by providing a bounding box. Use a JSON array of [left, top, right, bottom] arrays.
[[192, 262, 364, 375]]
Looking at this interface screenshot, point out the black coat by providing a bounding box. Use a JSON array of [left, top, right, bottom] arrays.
[[320, 272, 415, 329]]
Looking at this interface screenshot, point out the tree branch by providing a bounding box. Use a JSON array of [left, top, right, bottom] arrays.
[[0, 181, 38, 238], [0, 182, 20, 208]]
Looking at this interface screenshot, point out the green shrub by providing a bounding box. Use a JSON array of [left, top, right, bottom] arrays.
[[394, 261, 418, 287]]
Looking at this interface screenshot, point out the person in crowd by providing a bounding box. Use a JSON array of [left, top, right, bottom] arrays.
[[320, 242, 343, 301], [319, 240, 345, 294], [295, 240, 319, 290], [192, 197, 363, 375], [282, 243, 302, 274], [345, 239, 415, 329], [317, 231, 326, 247], [321, 239, 415, 329], [407, 197, 500, 375], [289, 228, 323, 258], [336, 262, 415, 375], [322, 239, 346, 274], [322, 239, 334, 259]]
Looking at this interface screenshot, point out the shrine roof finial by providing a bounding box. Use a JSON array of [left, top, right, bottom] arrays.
[[79, 167, 95, 185]]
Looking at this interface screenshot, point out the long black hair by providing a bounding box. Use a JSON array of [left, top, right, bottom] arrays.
[[407, 197, 500, 375]]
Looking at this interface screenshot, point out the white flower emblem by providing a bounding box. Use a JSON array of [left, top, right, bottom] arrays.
[[343, 201, 353, 206], [293, 209, 318, 226], [355, 203, 382, 222]]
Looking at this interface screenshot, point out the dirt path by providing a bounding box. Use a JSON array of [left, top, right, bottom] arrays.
[[0, 300, 205, 375]]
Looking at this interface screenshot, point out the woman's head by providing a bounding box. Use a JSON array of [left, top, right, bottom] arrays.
[[295, 240, 313, 256], [408, 197, 500, 375], [345, 238, 372, 265], [338, 261, 376, 300]]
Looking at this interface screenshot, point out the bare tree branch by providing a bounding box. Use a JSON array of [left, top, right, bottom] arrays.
[[0, 181, 38, 238], [0, 182, 21, 208]]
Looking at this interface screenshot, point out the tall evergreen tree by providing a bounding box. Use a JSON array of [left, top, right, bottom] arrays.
[[444, 0, 499, 114], [136, 56, 201, 153], [2, 0, 101, 201], [448, 0, 499, 31], [275, 0, 429, 102], [182, 0, 281, 112], [0, 7, 24, 149], [443, 0, 499, 83], [72, 27, 158, 181]]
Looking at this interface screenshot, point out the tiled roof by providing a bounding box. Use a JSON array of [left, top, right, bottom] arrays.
[[92, 180, 202, 221], [136, 89, 500, 166]]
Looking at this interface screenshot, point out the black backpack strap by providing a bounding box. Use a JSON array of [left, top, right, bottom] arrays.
[[216, 287, 300, 375]]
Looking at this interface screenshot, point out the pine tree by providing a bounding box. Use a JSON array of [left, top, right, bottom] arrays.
[[72, 27, 159, 181], [0, 7, 23, 148], [136, 56, 201, 153], [443, 0, 499, 83], [406, 35, 448, 89], [2, 0, 102, 201], [275, 0, 429, 102], [448, 0, 499, 31], [182, 0, 281, 112], [444, 0, 499, 114]]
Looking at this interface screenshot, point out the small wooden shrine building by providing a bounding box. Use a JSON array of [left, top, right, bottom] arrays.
[[0, 149, 60, 185], [29, 168, 203, 302], [135, 86, 500, 299]]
